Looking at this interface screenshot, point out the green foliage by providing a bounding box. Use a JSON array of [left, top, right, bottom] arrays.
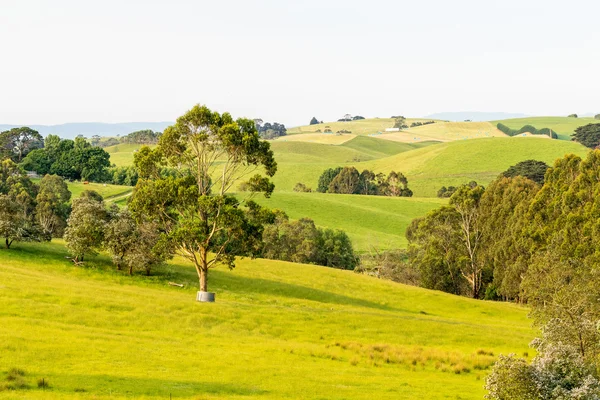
[[319, 166, 413, 197], [262, 213, 358, 270], [394, 116, 408, 129], [437, 186, 457, 198], [119, 129, 160, 144], [256, 121, 287, 139], [407, 183, 488, 298], [293, 182, 312, 192], [129, 104, 277, 293], [0, 160, 44, 248], [63, 192, 108, 261], [328, 166, 360, 194], [501, 160, 549, 185], [572, 123, 600, 148], [317, 166, 343, 193], [0, 126, 44, 162], [107, 166, 138, 186], [595, 114, 600, 120], [20, 135, 111, 182], [355, 249, 420, 285], [568, 113, 578, 118], [309, 117, 319, 125], [36, 174, 71, 238]]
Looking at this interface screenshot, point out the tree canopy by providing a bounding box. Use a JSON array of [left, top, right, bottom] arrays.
[[129, 104, 277, 296], [501, 160, 549, 185], [572, 123, 600, 148]]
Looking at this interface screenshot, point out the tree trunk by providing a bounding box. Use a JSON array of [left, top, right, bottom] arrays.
[[200, 268, 208, 292], [5, 238, 11, 249], [128, 265, 133, 276]]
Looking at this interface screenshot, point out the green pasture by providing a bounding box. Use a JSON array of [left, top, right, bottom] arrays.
[[491, 116, 600, 140], [0, 240, 535, 399], [364, 137, 589, 197], [244, 192, 446, 251], [287, 118, 440, 136]]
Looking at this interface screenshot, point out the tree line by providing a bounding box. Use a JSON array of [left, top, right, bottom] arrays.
[[496, 123, 558, 139], [316, 166, 413, 197], [91, 129, 162, 148]]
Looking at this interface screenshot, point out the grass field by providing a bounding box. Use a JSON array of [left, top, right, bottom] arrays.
[[0, 240, 535, 399], [243, 192, 446, 251], [380, 122, 506, 143], [491, 116, 600, 140], [271, 137, 589, 196], [104, 143, 155, 168], [363, 137, 589, 197], [287, 118, 440, 136]]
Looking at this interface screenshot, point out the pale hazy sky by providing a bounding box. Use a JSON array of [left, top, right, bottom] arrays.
[[1, 0, 599, 127]]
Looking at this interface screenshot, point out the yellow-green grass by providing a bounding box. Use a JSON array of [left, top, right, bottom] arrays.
[[270, 137, 435, 165], [363, 137, 589, 197], [104, 143, 156, 168], [491, 116, 600, 140], [287, 118, 439, 136], [32, 179, 133, 203], [274, 132, 357, 144], [243, 192, 446, 251], [0, 240, 535, 399], [380, 122, 506, 143]]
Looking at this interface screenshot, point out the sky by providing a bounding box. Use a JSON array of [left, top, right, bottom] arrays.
[[1, 0, 599, 127]]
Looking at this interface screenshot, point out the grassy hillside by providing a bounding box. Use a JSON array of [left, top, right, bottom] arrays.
[[287, 118, 440, 136], [104, 143, 156, 168], [245, 192, 446, 251], [383, 121, 506, 142], [364, 137, 589, 197], [491, 116, 600, 140], [0, 240, 535, 399]]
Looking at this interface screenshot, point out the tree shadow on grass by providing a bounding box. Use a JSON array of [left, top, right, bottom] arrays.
[[210, 269, 402, 313], [45, 373, 267, 398], [5, 242, 405, 314]]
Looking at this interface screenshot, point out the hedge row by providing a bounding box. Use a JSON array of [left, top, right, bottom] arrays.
[[497, 123, 558, 139]]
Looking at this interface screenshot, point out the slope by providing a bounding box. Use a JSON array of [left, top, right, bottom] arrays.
[[0, 240, 534, 400], [364, 137, 589, 197], [245, 192, 446, 251]]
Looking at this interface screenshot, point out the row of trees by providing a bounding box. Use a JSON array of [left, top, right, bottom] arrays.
[[64, 191, 166, 275], [0, 161, 71, 248], [572, 123, 600, 148], [496, 123, 559, 139], [90, 129, 162, 148], [262, 212, 358, 270], [21, 135, 110, 182], [482, 152, 600, 398], [406, 154, 600, 301], [254, 120, 287, 140], [317, 167, 413, 197]]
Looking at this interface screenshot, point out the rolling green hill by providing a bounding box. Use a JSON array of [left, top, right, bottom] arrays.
[[363, 137, 589, 197], [104, 143, 156, 168], [272, 137, 589, 196], [491, 116, 600, 140], [0, 240, 534, 399], [244, 192, 446, 251]]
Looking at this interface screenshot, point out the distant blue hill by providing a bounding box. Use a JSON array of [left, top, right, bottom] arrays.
[[424, 112, 528, 122], [0, 122, 173, 139]]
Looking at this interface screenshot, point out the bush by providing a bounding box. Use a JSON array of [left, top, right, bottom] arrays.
[[568, 113, 578, 118], [317, 167, 343, 192], [262, 214, 358, 270], [572, 123, 600, 148], [310, 117, 319, 125], [595, 114, 600, 120], [293, 182, 312, 193], [497, 123, 556, 138], [356, 249, 420, 285]]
